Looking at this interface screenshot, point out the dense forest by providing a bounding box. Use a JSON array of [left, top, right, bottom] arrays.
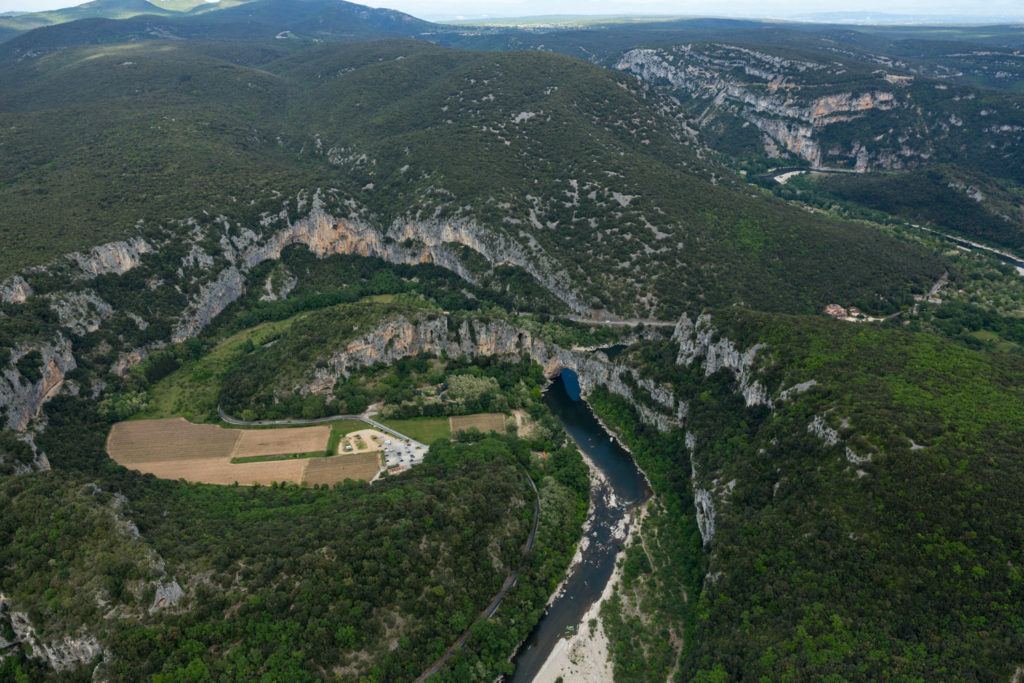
[[588, 309, 1024, 680], [1, 1, 1023, 680], [1, 342, 590, 680]]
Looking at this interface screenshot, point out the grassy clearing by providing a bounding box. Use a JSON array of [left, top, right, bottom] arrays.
[[327, 419, 369, 454], [379, 417, 451, 444], [361, 294, 397, 303], [138, 312, 311, 422]]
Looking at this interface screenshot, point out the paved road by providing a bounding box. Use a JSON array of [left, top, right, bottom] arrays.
[[216, 405, 427, 449], [415, 472, 540, 682], [565, 315, 677, 328]]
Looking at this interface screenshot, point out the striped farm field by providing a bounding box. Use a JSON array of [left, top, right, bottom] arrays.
[[106, 418, 377, 485], [231, 427, 329, 458], [303, 452, 382, 486], [449, 413, 506, 435]]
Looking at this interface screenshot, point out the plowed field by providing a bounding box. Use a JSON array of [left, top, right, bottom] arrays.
[[450, 413, 506, 434], [107, 418, 375, 485], [304, 452, 382, 485]]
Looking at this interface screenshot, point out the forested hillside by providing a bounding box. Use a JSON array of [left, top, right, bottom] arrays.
[[0, 38, 941, 318], [592, 308, 1024, 680], [0, 2, 1022, 680]]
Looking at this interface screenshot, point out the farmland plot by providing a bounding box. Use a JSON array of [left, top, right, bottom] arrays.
[[106, 419, 373, 485], [449, 413, 506, 435]]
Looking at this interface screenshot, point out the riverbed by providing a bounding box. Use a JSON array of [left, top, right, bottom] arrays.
[[508, 371, 651, 681]]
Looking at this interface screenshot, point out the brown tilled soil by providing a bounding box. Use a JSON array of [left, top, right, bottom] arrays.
[[230, 426, 329, 458], [107, 419, 368, 486], [450, 413, 506, 435], [136, 456, 309, 486], [106, 418, 240, 465], [304, 452, 381, 485]]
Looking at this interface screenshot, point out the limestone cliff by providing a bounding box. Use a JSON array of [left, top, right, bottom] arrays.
[[304, 313, 683, 432], [171, 192, 584, 344], [1, 598, 102, 673], [614, 44, 938, 171], [672, 313, 770, 407], [0, 184, 589, 436], [0, 336, 76, 432], [69, 237, 153, 278], [47, 291, 113, 336]]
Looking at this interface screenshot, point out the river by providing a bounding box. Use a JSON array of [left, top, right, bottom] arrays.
[[508, 370, 651, 681]]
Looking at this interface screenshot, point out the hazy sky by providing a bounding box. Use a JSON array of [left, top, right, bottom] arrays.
[[1, 0, 1021, 22]]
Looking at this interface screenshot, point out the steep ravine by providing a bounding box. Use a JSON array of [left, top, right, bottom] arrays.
[[0, 192, 586, 445]]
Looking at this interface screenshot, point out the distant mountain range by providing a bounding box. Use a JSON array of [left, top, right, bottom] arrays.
[[0, 0, 436, 45]]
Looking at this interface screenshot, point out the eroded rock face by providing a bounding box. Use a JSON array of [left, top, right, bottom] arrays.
[[0, 185, 594, 436], [149, 580, 184, 614], [69, 237, 152, 277], [172, 267, 246, 343], [0, 336, 76, 432], [615, 45, 925, 171], [673, 313, 770, 407], [47, 291, 113, 336], [239, 202, 584, 312], [306, 313, 683, 432], [0, 275, 32, 304], [1, 596, 102, 673]]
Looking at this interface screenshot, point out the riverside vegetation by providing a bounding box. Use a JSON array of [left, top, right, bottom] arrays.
[[1, 1, 1023, 680]]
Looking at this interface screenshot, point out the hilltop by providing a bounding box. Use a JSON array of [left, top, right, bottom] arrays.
[[0, 39, 940, 318]]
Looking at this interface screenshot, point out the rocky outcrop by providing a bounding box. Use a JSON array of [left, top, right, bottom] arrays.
[[0, 336, 76, 431], [172, 267, 245, 343], [1, 596, 102, 673], [47, 291, 113, 336], [260, 272, 297, 302], [69, 237, 152, 277], [808, 414, 870, 465], [306, 313, 682, 432], [110, 348, 149, 378], [673, 313, 770, 407], [149, 580, 184, 614], [0, 275, 32, 304], [693, 486, 716, 545]]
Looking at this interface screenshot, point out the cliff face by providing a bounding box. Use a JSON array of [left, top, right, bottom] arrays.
[[0, 187, 590, 434], [69, 237, 153, 278], [673, 313, 770, 407], [47, 291, 114, 336], [307, 313, 684, 432], [1, 597, 103, 673], [613, 44, 953, 171], [0, 336, 76, 433], [171, 192, 585, 344]]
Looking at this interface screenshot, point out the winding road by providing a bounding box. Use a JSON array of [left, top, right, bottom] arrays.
[[216, 405, 428, 449]]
